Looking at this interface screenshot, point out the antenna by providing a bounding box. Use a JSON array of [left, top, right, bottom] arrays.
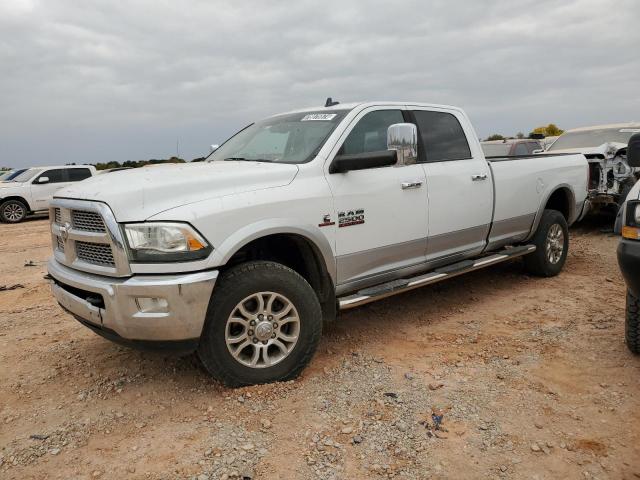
[[325, 97, 340, 107]]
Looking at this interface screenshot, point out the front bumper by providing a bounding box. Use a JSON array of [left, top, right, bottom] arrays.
[[47, 258, 218, 348], [617, 239, 640, 298]]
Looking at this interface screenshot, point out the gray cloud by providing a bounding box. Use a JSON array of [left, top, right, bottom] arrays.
[[1, 0, 639, 167]]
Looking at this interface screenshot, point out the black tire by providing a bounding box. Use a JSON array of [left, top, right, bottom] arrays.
[[524, 209, 569, 277], [626, 290, 640, 355], [0, 199, 28, 223], [197, 261, 322, 387]]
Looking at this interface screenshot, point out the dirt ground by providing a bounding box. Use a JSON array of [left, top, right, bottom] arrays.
[[1, 215, 639, 480]]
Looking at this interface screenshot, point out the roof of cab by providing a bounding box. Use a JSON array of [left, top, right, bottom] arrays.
[[275, 101, 463, 117], [566, 122, 640, 133]]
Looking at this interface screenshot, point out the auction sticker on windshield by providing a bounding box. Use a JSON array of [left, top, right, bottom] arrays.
[[301, 114, 337, 121]]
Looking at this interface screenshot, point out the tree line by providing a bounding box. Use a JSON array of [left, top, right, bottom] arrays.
[[484, 123, 564, 142]]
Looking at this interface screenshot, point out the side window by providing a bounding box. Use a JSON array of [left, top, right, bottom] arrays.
[[340, 110, 404, 155], [527, 142, 541, 154], [36, 169, 66, 184], [412, 111, 472, 162], [514, 143, 529, 156], [67, 168, 92, 182]]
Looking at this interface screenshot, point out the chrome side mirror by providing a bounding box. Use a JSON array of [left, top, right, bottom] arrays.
[[387, 123, 418, 166]]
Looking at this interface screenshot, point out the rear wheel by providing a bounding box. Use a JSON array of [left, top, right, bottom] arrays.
[[197, 261, 322, 387], [524, 209, 569, 277], [0, 199, 28, 223], [626, 290, 640, 354]]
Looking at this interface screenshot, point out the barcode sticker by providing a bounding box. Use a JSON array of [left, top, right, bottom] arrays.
[[301, 114, 337, 121]]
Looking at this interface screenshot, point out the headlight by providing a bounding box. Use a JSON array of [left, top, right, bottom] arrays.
[[622, 201, 640, 240], [123, 222, 212, 262]]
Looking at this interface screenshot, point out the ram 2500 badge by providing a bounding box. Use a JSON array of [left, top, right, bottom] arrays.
[[47, 101, 589, 386]]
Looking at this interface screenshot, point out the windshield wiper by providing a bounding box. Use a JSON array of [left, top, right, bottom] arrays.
[[223, 157, 276, 163]]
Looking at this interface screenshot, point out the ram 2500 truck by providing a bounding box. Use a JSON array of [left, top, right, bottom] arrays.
[[46, 102, 588, 386]]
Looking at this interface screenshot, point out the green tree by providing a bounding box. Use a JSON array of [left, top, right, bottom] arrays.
[[531, 124, 564, 137], [485, 134, 505, 141]]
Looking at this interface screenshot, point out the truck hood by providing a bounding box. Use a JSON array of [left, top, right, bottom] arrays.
[[548, 142, 627, 160], [55, 161, 299, 221]]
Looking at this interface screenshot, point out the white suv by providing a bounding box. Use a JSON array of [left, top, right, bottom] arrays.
[[0, 165, 96, 223]]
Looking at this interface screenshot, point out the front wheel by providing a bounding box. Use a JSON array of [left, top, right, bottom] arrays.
[[0, 199, 28, 223], [626, 290, 640, 354], [524, 209, 569, 277], [197, 261, 322, 387]]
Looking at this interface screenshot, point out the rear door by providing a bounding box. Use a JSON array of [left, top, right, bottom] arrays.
[[411, 108, 493, 260], [324, 107, 429, 286]]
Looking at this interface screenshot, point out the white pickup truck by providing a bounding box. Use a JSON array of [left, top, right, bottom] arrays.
[[46, 102, 588, 386], [0, 165, 97, 223]]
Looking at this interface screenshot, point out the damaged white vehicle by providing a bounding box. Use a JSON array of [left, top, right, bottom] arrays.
[[546, 123, 640, 212]]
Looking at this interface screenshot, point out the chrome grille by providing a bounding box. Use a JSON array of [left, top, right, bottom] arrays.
[[50, 199, 130, 277], [76, 241, 115, 267], [72, 210, 106, 232]]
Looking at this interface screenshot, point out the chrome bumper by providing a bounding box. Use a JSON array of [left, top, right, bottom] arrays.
[[47, 258, 218, 342]]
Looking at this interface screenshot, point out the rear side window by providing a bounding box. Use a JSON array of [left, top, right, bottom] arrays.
[[67, 168, 92, 181], [36, 169, 66, 183], [412, 111, 472, 162], [340, 110, 405, 155]]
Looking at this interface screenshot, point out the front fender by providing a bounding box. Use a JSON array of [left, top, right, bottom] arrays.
[[209, 218, 337, 284]]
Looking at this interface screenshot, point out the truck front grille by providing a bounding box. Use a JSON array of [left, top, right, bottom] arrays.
[[72, 210, 106, 232], [50, 200, 130, 277], [76, 241, 115, 267]]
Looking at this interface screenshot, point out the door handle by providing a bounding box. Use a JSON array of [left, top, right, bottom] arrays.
[[401, 181, 423, 190], [471, 174, 488, 181]]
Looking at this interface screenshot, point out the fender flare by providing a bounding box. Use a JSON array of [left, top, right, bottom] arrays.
[[211, 218, 337, 285], [525, 184, 576, 241], [0, 195, 32, 212]]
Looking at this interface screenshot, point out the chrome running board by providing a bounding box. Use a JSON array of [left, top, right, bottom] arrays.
[[338, 245, 536, 310]]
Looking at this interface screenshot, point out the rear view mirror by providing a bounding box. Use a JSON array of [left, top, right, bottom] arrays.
[[36, 176, 50, 184], [387, 123, 418, 166], [627, 133, 640, 168]]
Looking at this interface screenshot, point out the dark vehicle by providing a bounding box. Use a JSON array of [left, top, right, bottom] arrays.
[[617, 133, 640, 354]]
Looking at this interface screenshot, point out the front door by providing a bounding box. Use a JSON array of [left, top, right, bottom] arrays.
[[31, 168, 70, 210], [411, 108, 493, 260], [324, 107, 429, 286]]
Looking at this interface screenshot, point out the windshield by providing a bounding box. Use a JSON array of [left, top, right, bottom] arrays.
[[11, 169, 40, 183], [208, 110, 349, 164], [548, 127, 640, 151], [1, 169, 28, 181]]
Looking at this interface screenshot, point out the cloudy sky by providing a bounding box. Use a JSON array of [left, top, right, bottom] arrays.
[[1, 0, 639, 168]]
